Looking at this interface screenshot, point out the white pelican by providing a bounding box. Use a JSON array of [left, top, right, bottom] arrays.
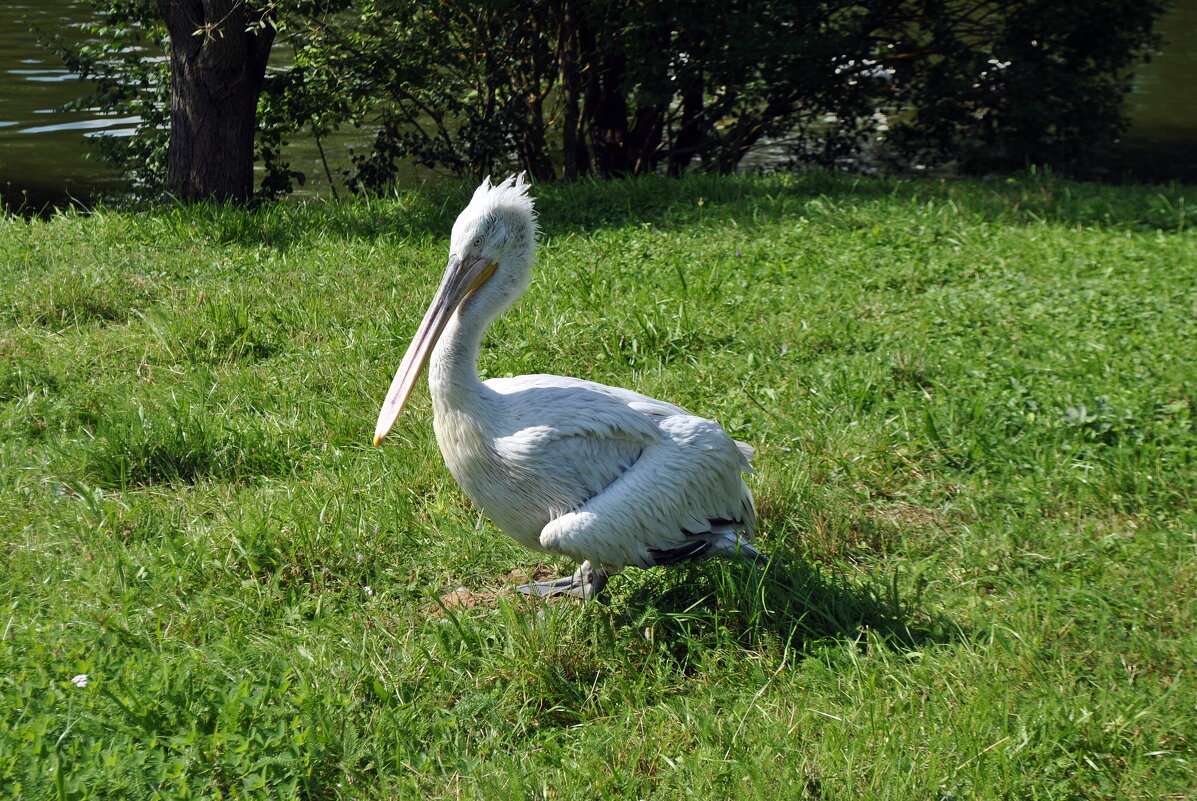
[[373, 175, 765, 600]]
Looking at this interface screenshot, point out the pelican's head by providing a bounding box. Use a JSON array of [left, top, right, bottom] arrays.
[[449, 173, 537, 281], [373, 174, 538, 446]]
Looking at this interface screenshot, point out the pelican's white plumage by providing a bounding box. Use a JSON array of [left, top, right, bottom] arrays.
[[374, 175, 763, 599]]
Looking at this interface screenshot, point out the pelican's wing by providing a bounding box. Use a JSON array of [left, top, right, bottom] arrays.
[[494, 375, 753, 473], [488, 382, 665, 520], [484, 375, 755, 568], [537, 414, 756, 570], [488, 374, 689, 418]]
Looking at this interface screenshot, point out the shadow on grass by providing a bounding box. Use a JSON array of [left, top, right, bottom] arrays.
[[133, 168, 1195, 254], [611, 545, 960, 659], [431, 548, 968, 735], [535, 169, 1196, 235]]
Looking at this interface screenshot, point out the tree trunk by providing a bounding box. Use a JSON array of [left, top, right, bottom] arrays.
[[156, 0, 275, 202], [623, 21, 671, 175], [555, 0, 583, 180], [626, 105, 664, 175], [578, 19, 630, 178], [668, 79, 706, 176], [520, 9, 556, 182]]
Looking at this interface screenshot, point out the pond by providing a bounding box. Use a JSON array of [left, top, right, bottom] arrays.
[[0, 0, 433, 212], [0, 1, 129, 210], [2, 0, 1196, 213]]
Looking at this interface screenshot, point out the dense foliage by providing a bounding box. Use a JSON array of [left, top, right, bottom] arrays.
[[882, 0, 1170, 174], [297, 0, 898, 186], [60, 0, 1167, 198]]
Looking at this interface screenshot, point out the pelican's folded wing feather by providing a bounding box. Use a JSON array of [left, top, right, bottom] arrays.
[[537, 414, 755, 569]]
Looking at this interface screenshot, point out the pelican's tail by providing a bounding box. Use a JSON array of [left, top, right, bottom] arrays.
[[734, 439, 755, 473], [707, 531, 770, 567], [647, 529, 769, 569]]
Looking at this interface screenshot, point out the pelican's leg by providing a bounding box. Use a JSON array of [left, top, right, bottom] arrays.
[[516, 572, 582, 597], [579, 562, 609, 601], [517, 560, 609, 601]]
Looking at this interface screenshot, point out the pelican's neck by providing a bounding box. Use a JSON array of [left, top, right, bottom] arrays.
[[427, 250, 531, 418], [428, 296, 493, 416]]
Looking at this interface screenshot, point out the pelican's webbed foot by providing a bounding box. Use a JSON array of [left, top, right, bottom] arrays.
[[517, 560, 608, 601]]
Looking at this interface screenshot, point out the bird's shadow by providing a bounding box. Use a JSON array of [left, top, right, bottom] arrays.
[[603, 547, 961, 658]]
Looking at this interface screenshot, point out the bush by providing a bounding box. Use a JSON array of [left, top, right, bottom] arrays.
[[58, 0, 1169, 198]]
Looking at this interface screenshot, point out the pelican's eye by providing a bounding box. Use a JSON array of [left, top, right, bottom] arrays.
[[472, 235, 483, 249]]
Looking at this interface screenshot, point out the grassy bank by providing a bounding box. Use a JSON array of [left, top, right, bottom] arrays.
[[2, 172, 1195, 799]]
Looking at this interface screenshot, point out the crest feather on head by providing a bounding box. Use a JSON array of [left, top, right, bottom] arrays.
[[465, 173, 536, 224]]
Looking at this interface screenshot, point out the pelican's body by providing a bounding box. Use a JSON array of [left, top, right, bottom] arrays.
[[375, 175, 762, 598]]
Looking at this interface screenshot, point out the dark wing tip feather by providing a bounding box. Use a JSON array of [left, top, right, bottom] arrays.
[[646, 540, 712, 566]]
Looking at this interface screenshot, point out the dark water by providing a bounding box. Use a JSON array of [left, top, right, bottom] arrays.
[[0, 1, 129, 211], [1117, 0, 1197, 181], [1126, 0, 1197, 145], [3, 1, 1196, 213]]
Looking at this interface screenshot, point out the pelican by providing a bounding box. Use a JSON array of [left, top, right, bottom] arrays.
[[373, 175, 765, 600]]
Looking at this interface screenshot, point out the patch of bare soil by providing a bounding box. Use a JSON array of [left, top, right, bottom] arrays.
[[430, 565, 571, 615], [438, 587, 508, 611], [866, 503, 948, 530], [500, 565, 557, 585]]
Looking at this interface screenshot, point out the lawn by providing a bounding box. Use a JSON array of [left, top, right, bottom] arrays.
[[1, 171, 1194, 799]]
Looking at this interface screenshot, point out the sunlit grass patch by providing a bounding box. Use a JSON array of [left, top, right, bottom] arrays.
[[0, 269, 162, 328], [0, 339, 62, 403], [139, 295, 283, 366]]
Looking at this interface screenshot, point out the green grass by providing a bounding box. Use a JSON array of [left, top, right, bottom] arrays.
[[1, 171, 1195, 799]]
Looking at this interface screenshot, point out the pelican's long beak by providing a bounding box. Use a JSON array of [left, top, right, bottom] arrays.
[[373, 254, 496, 446]]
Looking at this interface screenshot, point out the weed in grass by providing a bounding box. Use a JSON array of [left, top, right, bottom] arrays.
[[76, 391, 301, 488], [0, 342, 61, 404]]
